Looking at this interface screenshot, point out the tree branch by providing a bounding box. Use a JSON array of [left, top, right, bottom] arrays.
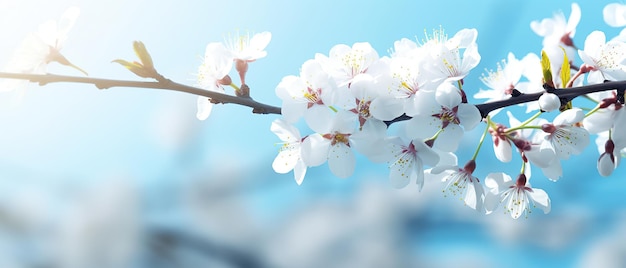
[[1, 72, 624, 125], [0, 72, 282, 115]]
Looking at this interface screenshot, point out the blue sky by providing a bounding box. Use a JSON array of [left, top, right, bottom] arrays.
[[0, 0, 625, 267]]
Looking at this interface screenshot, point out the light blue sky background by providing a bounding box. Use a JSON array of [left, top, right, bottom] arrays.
[[0, 0, 625, 267]]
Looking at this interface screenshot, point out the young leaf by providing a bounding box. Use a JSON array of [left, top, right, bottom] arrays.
[[541, 50, 554, 88], [559, 47, 572, 111]]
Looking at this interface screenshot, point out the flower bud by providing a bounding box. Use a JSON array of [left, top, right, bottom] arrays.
[[597, 152, 616, 177], [539, 92, 560, 112]]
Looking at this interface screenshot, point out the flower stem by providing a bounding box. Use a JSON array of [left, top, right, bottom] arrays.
[[471, 117, 490, 161], [505, 111, 542, 134], [584, 103, 602, 118]]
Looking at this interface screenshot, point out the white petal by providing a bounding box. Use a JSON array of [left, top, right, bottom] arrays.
[[196, 97, 213, 120], [583, 31, 606, 58], [528, 188, 551, 214], [293, 160, 307, 185], [583, 109, 614, 134], [457, 103, 482, 130], [413, 141, 440, 167], [464, 180, 484, 211], [301, 135, 329, 167], [370, 97, 404, 120], [270, 119, 301, 142], [406, 115, 440, 140], [604, 3, 626, 27], [484, 172, 512, 194], [553, 108, 584, 126], [389, 155, 414, 189], [434, 124, 463, 152], [272, 149, 299, 174], [566, 3, 581, 36], [435, 82, 461, 108], [331, 110, 358, 134], [328, 143, 355, 178], [541, 158, 563, 181], [304, 105, 334, 133], [430, 164, 457, 175], [250, 32, 272, 52], [494, 137, 512, 163], [484, 191, 500, 215], [450, 28, 478, 48], [460, 43, 481, 74], [415, 160, 425, 191], [508, 189, 527, 219]]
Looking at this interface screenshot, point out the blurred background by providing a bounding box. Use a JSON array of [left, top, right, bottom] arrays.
[[0, 0, 624, 267]]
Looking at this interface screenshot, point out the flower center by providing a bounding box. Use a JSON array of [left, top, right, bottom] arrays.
[[433, 106, 460, 128], [324, 133, 351, 146], [304, 87, 324, 108]]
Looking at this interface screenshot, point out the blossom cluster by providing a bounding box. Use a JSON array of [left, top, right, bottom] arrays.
[[262, 2, 626, 219], [4, 4, 626, 220]]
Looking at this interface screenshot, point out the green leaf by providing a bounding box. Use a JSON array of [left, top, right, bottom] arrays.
[[541, 50, 554, 88], [112, 59, 153, 78], [559, 47, 572, 111], [560, 47, 571, 87], [133, 41, 154, 70], [112, 41, 161, 79]]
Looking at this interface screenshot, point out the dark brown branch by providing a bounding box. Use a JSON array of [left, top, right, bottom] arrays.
[[1, 72, 624, 125]]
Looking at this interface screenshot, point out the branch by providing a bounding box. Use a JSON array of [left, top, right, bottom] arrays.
[[1, 72, 624, 125], [0, 72, 282, 115], [475, 81, 626, 118]]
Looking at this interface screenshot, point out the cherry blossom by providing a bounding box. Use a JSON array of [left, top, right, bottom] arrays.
[[2, 6, 85, 92], [223, 31, 271, 84], [271, 119, 307, 185], [583, 90, 625, 134], [474, 52, 524, 105], [385, 56, 437, 116], [505, 112, 560, 180], [421, 28, 481, 84], [315, 42, 383, 88], [430, 159, 485, 211], [196, 42, 235, 120], [405, 83, 481, 152], [484, 173, 551, 219], [530, 3, 580, 56], [578, 30, 626, 84], [348, 73, 404, 128], [275, 59, 341, 131], [539, 108, 590, 160], [300, 111, 358, 178], [384, 137, 439, 190]]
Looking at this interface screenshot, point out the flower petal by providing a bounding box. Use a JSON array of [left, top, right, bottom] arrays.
[[328, 143, 355, 178], [301, 135, 329, 167], [196, 96, 213, 120], [553, 108, 584, 126], [528, 188, 551, 214], [293, 160, 307, 185]]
